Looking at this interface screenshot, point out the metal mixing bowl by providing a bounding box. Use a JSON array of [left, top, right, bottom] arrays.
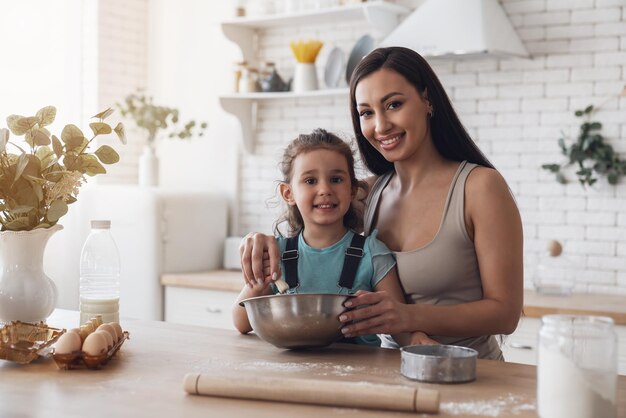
[[400, 344, 478, 383], [240, 293, 351, 349]]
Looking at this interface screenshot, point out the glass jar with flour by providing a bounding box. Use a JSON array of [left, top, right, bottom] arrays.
[[537, 315, 617, 418]]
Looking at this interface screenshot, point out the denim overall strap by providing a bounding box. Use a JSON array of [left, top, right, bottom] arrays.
[[338, 233, 366, 290], [282, 235, 299, 289]]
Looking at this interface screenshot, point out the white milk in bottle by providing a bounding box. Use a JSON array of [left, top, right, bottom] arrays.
[[79, 220, 121, 324]]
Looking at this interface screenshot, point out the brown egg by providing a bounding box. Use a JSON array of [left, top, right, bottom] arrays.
[[54, 331, 82, 355], [94, 330, 113, 349], [547, 240, 562, 257], [82, 332, 108, 356], [97, 324, 118, 344], [108, 322, 124, 341], [69, 328, 83, 341]]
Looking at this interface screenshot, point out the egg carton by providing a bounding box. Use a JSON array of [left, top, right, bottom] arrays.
[[0, 321, 65, 364], [52, 331, 129, 370]]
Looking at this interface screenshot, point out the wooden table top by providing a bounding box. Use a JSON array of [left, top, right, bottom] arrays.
[[523, 289, 626, 325], [2, 310, 625, 418]]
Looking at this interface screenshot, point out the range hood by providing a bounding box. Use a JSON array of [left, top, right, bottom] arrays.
[[381, 0, 529, 59]]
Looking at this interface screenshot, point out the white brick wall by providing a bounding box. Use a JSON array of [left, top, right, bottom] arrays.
[[93, 0, 149, 185], [233, 0, 626, 295]]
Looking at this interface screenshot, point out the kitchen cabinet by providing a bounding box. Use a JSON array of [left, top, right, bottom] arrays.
[[164, 287, 237, 330], [502, 316, 626, 375], [161, 270, 242, 330], [219, 1, 409, 153]]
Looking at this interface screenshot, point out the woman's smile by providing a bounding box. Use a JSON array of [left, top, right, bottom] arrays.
[[376, 132, 405, 150]]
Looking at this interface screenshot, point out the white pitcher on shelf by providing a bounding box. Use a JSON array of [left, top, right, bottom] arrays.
[[293, 63, 319, 92], [290, 40, 323, 93]]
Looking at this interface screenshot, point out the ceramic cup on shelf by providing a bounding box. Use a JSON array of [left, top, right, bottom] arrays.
[[292, 63, 318, 92]]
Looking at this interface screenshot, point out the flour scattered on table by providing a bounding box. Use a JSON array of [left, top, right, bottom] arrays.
[[243, 361, 320, 372], [242, 361, 366, 376], [512, 402, 535, 414], [441, 394, 535, 417], [191, 359, 366, 376]]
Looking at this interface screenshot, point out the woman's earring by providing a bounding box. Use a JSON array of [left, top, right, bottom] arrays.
[[428, 108, 434, 119]]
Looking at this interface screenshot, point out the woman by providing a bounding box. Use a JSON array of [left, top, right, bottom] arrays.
[[240, 47, 523, 360]]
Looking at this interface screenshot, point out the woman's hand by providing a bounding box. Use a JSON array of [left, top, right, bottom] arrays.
[[239, 232, 281, 288], [339, 290, 410, 337], [409, 331, 439, 346]]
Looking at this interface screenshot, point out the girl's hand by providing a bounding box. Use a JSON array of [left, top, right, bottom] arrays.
[[239, 232, 281, 288], [339, 290, 409, 337], [245, 280, 273, 297], [409, 331, 439, 346]]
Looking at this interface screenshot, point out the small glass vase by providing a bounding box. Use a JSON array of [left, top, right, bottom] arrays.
[[0, 224, 62, 325], [139, 145, 159, 187]]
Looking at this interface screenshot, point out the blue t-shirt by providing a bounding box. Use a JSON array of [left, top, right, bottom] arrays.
[[275, 229, 396, 347], [276, 229, 396, 295]]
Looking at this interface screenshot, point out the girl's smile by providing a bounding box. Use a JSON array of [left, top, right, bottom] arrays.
[[313, 202, 338, 210]]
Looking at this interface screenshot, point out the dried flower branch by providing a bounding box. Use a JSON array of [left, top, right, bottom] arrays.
[[116, 91, 208, 144], [0, 106, 125, 231]]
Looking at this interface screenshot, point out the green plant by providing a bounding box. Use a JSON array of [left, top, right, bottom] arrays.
[[116, 91, 208, 144], [0, 106, 126, 231], [542, 105, 626, 186]]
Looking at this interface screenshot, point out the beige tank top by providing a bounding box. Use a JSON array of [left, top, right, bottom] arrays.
[[364, 161, 503, 360]]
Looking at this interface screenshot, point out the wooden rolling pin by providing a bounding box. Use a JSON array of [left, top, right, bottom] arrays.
[[183, 373, 440, 414]]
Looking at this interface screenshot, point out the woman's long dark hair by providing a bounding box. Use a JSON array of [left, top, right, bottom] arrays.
[[349, 47, 494, 175]]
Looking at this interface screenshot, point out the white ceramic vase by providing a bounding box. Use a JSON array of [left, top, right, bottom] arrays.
[[0, 224, 62, 324], [293, 63, 318, 92], [139, 145, 159, 187]]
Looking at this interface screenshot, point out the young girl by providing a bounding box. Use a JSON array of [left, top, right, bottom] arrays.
[[232, 129, 425, 346]]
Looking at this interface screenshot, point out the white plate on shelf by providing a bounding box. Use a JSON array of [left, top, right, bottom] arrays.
[[345, 34, 374, 84], [324, 47, 345, 88]]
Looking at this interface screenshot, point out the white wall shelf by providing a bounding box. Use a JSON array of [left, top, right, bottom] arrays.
[[220, 1, 409, 153], [220, 88, 348, 100], [222, 2, 409, 32], [222, 1, 409, 66], [220, 88, 348, 153]]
